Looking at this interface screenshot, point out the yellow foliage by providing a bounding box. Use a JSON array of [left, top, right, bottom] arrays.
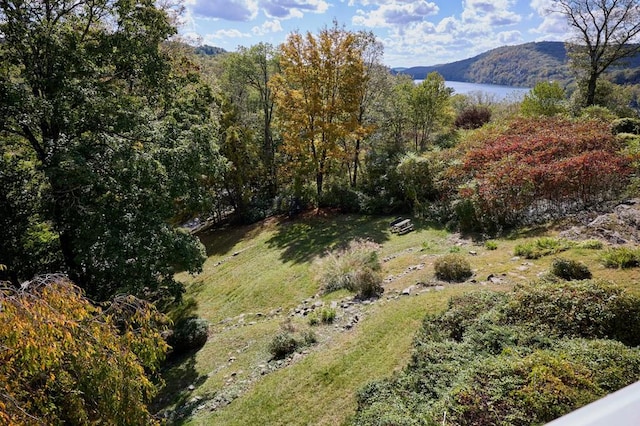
[[0, 275, 169, 424]]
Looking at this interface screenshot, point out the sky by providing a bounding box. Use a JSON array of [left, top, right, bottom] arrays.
[[180, 0, 572, 67]]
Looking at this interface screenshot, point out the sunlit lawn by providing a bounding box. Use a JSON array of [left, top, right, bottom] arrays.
[[161, 212, 640, 425]]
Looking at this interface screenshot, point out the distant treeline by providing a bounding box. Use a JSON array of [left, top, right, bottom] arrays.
[[396, 41, 640, 87]]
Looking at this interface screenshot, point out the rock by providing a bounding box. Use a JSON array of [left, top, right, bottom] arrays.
[[469, 250, 478, 255], [330, 301, 338, 309], [313, 301, 323, 308], [402, 286, 414, 295], [188, 385, 195, 391]]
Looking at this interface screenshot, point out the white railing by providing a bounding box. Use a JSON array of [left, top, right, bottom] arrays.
[[546, 381, 640, 426]]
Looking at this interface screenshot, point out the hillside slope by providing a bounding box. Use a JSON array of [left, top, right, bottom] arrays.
[[399, 41, 640, 87], [157, 210, 640, 425]]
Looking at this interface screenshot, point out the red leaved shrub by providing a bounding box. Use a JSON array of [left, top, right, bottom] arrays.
[[450, 117, 632, 229]]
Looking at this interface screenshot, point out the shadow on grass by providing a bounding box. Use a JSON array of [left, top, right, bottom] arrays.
[[265, 212, 394, 264], [151, 350, 211, 425], [195, 222, 260, 257]]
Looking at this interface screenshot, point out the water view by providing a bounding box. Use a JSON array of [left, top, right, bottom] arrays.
[[446, 80, 531, 100], [415, 79, 531, 101]]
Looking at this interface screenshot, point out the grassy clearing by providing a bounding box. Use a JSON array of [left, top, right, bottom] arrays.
[[161, 212, 640, 425], [187, 286, 480, 426]]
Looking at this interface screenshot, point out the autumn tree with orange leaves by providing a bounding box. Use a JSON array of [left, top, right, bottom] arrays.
[[271, 23, 372, 202]]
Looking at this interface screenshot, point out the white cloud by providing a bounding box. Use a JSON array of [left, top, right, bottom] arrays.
[[529, 0, 569, 38], [205, 29, 252, 40], [192, 0, 259, 21], [262, 0, 330, 19], [498, 30, 523, 44], [352, 1, 439, 28], [252, 19, 284, 35], [462, 0, 521, 26]]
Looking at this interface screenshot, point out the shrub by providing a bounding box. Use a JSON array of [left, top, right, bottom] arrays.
[[308, 314, 320, 326], [601, 247, 640, 269], [166, 317, 209, 356], [484, 240, 498, 250], [454, 105, 492, 129], [315, 239, 383, 299], [551, 258, 592, 281], [514, 237, 573, 259], [302, 330, 318, 345], [612, 117, 640, 135], [450, 117, 632, 230], [501, 280, 640, 345], [269, 330, 299, 360], [353, 281, 640, 426], [520, 81, 567, 117], [320, 307, 336, 324], [434, 254, 473, 282], [577, 239, 604, 250]]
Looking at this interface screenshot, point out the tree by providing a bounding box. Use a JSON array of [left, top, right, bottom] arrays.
[[408, 72, 453, 151], [0, 275, 168, 424], [221, 43, 280, 197], [271, 23, 369, 201], [552, 0, 640, 106], [0, 1, 220, 300], [520, 81, 567, 116], [344, 32, 384, 188]]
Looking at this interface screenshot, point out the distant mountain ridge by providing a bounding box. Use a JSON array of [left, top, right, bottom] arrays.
[[396, 41, 640, 87]]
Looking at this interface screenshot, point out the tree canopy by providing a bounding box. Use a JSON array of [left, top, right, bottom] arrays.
[[0, 275, 168, 425], [271, 23, 371, 201], [0, 0, 222, 301]]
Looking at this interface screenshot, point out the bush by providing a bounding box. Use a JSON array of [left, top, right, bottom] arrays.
[[612, 117, 640, 135], [601, 247, 640, 269], [166, 317, 209, 356], [269, 331, 299, 360], [434, 254, 473, 282], [308, 314, 319, 326], [501, 280, 640, 345], [484, 240, 498, 250], [319, 186, 362, 213], [454, 105, 492, 129], [551, 258, 592, 281], [577, 239, 604, 250], [521, 81, 567, 117], [315, 239, 383, 299], [353, 281, 640, 426], [514, 237, 573, 259], [320, 307, 336, 324]]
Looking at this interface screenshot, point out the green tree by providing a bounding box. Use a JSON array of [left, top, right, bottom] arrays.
[[220, 43, 279, 197], [271, 23, 370, 201], [552, 0, 640, 106], [409, 72, 453, 151], [0, 1, 221, 300], [0, 275, 168, 425], [521, 81, 567, 116], [344, 32, 384, 188]]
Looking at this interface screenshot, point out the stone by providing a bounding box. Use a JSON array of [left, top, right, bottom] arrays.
[[188, 385, 195, 391], [402, 286, 414, 295]]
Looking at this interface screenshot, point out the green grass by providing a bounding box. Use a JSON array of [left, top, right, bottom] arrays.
[[160, 214, 640, 425]]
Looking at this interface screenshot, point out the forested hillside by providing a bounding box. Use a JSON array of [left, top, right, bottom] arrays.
[[398, 41, 640, 87]]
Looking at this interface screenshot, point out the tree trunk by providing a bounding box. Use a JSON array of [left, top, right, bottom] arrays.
[[351, 138, 361, 188], [585, 72, 598, 107]]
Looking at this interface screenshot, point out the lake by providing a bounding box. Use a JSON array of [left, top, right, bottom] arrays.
[[415, 79, 531, 101]]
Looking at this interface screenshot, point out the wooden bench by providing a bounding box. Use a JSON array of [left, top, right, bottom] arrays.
[[390, 218, 414, 235]]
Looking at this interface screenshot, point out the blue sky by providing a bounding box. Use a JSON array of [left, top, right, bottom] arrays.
[[180, 0, 571, 67]]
